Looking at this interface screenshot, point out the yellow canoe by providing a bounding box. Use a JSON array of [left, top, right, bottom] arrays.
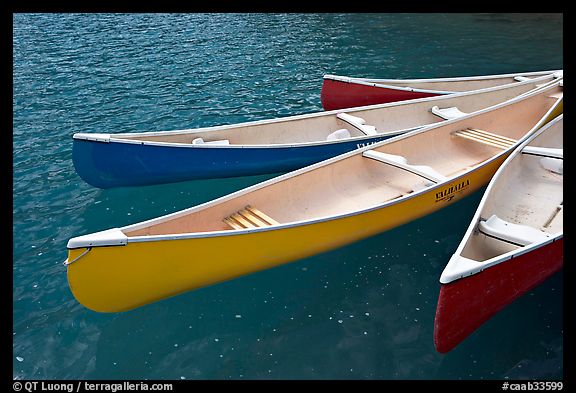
[[65, 79, 563, 312]]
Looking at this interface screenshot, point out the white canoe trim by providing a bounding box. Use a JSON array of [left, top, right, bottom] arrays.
[[67, 228, 128, 249], [323, 70, 561, 95], [323, 69, 561, 85], [323, 74, 454, 94], [73, 127, 413, 149], [439, 114, 564, 284], [72, 73, 559, 148], [67, 81, 563, 249], [439, 233, 563, 284], [75, 133, 111, 143]]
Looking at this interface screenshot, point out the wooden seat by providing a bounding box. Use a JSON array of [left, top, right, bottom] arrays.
[[223, 205, 279, 230], [452, 128, 516, 149]]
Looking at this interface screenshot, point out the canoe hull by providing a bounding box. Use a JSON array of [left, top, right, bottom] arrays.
[[320, 77, 440, 110], [434, 237, 563, 353], [67, 157, 503, 312], [72, 135, 394, 188]]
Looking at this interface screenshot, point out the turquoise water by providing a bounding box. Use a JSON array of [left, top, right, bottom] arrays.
[[13, 13, 563, 380]]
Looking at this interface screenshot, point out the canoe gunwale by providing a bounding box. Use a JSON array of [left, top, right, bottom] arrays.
[[322, 70, 561, 101], [438, 234, 563, 284], [323, 70, 561, 85], [323, 76, 456, 95], [73, 127, 413, 150]]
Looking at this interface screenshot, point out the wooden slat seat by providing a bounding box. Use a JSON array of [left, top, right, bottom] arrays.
[[224, 205, 279, 230], [452, 128, 516, 149]]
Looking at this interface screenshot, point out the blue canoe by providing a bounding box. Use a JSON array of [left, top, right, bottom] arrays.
[[73, 131, 395, 188], [72, 73, 559, 188]]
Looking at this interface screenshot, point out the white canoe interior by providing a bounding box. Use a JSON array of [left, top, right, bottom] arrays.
[[459, 116, 563, 262], [116, 82, 562, 241], [439, 113, 563, 284], [325, 70, 562, 95], [74, 73, 558, 147]]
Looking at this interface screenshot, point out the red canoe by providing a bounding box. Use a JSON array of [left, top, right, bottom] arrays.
[[434, 113, 563, 353], [320, 70, 562, 110]]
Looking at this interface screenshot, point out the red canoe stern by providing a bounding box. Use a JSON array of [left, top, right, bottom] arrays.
[[320, 77, 439, 110]]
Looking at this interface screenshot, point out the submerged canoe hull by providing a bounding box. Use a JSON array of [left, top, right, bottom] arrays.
[[72, 135, 393, 188], [67, 157, 503, 312], [320, 77, 440, 111], [434, 237, 563, 353]]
